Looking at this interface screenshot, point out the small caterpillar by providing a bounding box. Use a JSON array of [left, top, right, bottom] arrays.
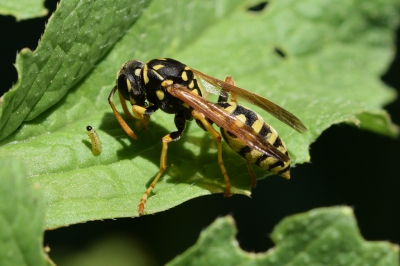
[[86, 126, 102, 155]]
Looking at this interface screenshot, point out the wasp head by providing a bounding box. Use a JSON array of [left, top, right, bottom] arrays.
[[117, 60, 146, 107]]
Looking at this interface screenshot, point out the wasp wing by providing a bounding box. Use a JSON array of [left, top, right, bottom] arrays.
[[192, 69, 307, 133], [168, 84, 290, 162]]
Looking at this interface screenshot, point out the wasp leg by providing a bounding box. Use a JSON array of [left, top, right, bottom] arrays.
[[244, 160, 257, 188], [108, 86, 138, 139], [119, 92, 136, 120], [131, 105, 148, 130], [138, 112, 187, 215], [132, 105, 148, 130], [116, 87, 158, 132], [131, 105, 159, 130], [191, 109, 232, 197]]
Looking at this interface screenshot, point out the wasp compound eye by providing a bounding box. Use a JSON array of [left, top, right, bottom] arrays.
[[117, 74, 130, 101]]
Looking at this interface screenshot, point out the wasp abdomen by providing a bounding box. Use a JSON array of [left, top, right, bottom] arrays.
[[218, 102, 291, 179]]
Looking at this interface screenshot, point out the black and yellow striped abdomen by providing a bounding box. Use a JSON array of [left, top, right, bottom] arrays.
[[217, 101, 291, 179]]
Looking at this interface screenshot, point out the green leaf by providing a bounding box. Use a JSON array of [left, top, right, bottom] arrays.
[[0, 0, 399, 228], [168, 207, 399, 266], [0, 0, 47, 21], [53, 235, 157, 266], [0, 157, 50, 266], [0, 0, 150, 140]]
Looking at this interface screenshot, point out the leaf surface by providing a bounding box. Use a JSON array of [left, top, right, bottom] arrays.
[[0, 0, 47, 20], [168, 207, 399, 266], [0, 157, 50, 266], [0, 0, 150, 140], [0, 0, 398, 228]]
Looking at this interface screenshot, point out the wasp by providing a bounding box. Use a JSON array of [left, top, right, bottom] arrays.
[[108, 58, 307, 215]]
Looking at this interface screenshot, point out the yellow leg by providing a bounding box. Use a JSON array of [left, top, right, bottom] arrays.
[[108, 86, 138, 139], [192, 109, 231, 197], [132, 105, 146, 118], [138, 134, 172, 215], [119, 92, 135, 120], [132, 105, 150, 130], [244, 160, 257, 188]]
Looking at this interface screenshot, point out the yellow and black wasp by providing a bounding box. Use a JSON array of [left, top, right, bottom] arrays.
[[108, 58, 307, 215]]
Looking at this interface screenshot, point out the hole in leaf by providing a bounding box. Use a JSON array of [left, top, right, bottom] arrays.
[[248, 1, 268, 12], [274, 47, 286, 58]]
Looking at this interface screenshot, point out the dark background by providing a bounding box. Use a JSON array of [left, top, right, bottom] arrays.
[[1, 1, 399, 265]]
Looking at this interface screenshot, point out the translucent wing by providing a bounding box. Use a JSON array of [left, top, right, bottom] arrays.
[[168, 84, 290, 162], [192, 69, 308, 133]]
